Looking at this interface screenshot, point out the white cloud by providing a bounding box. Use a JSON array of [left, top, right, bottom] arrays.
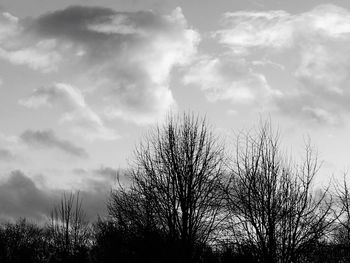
[[184, 55, 280, 105], [1, 6, 199, 125], [0, 12, 61, 73], [0, 132, 19, 145], [0, 12, 18, 43], [20, 83, 118, 141], [215, 5, 350, 53], [0, 40, 61, 73], [252, 58, 285, 70], [303, 5, 350, 38], [213, 4, 350, 125], [21, 6, 199, 125], [215, 10, 293, 54], [295, 43, 350, 95]]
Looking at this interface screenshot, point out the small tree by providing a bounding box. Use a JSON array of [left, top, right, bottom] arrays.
[[225, 121, 334, 263], [123, 113, 226, 262], [332, 175, 350, 261], [48, 192, 90, 262]]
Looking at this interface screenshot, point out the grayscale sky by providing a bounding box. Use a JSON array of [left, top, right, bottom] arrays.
[[1, 0, 350, 221]]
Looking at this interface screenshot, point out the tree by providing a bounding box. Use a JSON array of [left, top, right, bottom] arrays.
[[48, 192, 91, 263], [121, 113, 225, 262], [225, 121, 334, 263], [105, 187, 167, 263], [108, 186, 160, 237], [332, 174, 350, 261], [0, 219, 49, 263]]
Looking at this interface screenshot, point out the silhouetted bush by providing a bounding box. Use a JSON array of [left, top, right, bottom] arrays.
[[92, 218, 172, 263], [0, 219, 49, 263]]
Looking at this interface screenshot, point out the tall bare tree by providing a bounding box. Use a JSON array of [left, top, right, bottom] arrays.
[[125, 113, 225, 262], [225, 121, 334, 263], [48, 192, 90, 261]]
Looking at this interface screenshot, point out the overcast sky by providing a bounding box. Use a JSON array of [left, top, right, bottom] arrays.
[[1, 0, 350, 221]]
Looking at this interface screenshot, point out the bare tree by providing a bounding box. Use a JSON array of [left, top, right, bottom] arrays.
[[225, 121, 334, 263], [334, 175, 350, 244], [108, 186, 160, 235], [48, 192, 90, 260], [332, 174, 350, 261], [124, 113, 226, 262]]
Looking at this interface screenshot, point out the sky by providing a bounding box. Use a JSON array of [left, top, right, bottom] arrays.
[[1, 0, 350, 222]]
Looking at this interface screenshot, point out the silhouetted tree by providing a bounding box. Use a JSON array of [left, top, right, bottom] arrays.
[[92, 219, 126, 263], [0, 218, 49, 263], [108, 186, 160, 236], [101, 188, 168, 263], [2, 116, 348, 263], [225, 121, 334, 263], [332, 174, 350, 261], [47, 192, 91, 263], [115, 113, 226, 262]]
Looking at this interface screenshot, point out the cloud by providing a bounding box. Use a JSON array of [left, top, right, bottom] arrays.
[[93, 166, 118, 180], [20, 129, 89, 158], [0, 12, 18, 43], [0, 132, 18, 144], [10, 6, 199, 125], [302, 107, 340, 126], [0, 12, 61, 72], [72, 166, 130, 187], [0, 170, 55, 221], [20, 83, 118, 140], [212, 4, 350, 125], [184, 55, 281, 105], [0, 169, 116, 222], [0, 148, 16, 161], [215, 10, 293, 54], [215, 5, 350, 53], [0, 40, 61, 73], [0, 133, 22, 163]]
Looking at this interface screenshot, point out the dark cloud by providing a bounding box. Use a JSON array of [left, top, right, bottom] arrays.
[[0, 170, 56, 222], [0, 170, 113, 222], [30, 6, 116, 41], [20, 129, 89, 158], [0, 148, 16, 161], [30, 5, 172, 45]]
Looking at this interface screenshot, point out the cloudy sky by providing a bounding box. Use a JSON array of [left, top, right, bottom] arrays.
[[1, 0, 350, 221]]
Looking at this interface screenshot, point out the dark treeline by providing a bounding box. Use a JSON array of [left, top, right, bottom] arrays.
[[1, 113, 350, 263]]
